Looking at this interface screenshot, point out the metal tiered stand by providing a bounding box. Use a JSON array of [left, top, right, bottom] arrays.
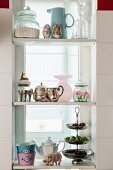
[[62, 107, 93, 164]]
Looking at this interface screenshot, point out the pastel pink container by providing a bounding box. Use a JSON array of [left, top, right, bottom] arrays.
[[17, 152, 35, 166]]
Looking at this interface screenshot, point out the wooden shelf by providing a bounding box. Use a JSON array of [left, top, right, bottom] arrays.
[[13, 159, 96, 169], [13, 38, 96, 46], [13, 101, 96, 106]]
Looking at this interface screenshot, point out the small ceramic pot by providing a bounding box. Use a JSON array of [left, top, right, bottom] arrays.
[[16, 141, 35, 153], [17, 152, 35, 166]]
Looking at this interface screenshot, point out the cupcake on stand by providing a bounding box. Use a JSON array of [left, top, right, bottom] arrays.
[[18, 72, 31, 87], [18, 72, 33, 102]]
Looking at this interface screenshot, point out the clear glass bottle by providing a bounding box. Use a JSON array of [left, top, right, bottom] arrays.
[[73, 81, 90, 102], [72, 0, 88, 39], [14, 6, 40, 38]]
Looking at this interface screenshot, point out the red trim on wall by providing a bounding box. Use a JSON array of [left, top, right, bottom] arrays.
[[0, 0, 9, 8], [98, 0, 113, 10]]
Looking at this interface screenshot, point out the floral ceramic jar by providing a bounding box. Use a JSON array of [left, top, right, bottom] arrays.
[[73, 81, 90, 102]]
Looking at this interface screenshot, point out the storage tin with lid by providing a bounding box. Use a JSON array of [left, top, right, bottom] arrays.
[[73, 81, 90, 102]]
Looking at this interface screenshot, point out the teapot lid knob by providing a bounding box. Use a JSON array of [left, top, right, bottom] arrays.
[[24, 6, 30, 11], [48, 137, 52, 142], [43, 137, 56, 146]]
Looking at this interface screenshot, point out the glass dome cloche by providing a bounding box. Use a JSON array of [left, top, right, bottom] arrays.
[[14, 6, 40, 38]]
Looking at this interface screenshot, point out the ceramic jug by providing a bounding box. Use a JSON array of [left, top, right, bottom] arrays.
[[47, 7, 74, 39], [47, 86, 64, 102]]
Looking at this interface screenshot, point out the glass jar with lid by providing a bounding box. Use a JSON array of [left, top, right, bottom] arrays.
[[73, 81, 90, 102], [14, 6, 40, 38]]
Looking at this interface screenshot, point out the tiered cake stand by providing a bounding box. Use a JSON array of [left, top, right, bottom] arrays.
[[63, 107, 93, 164]]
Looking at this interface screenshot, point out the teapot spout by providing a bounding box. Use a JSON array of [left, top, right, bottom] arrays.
[[35, 144, 40, 152], [35, 145, 44, 156], [47, 9, 52, 13], [32, 140, 42, 155], [58, 140, 65, 152]]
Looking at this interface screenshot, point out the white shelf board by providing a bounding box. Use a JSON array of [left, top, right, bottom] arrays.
[[13, 38, 96, 46], [13, 159, 96, 169], [13, 101, 96, 106]]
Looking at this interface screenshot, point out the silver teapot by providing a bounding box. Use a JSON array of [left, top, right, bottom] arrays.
[[33, 82, 48, 102], [47, 86, 64, 102]]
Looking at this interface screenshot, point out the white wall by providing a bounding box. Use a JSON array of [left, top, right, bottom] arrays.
[[0, 9, 12, 170], [96, 11, 113, 170]]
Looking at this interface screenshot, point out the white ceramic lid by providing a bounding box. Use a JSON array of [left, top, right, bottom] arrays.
[[75, 80, 88, 87], [42, 137, 56, 146]]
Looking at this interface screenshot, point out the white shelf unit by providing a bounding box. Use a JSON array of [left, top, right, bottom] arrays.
[[13, 36, 96, 170], [12, 0, 97, 169], [13, 38, 96, 46], [13, 159, 96, 169], [13, 101, 96, 106]]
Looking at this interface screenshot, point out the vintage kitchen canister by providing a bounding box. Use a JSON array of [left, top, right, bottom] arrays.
[[73, 81, 90, 102], [14, 6, 40, 38]]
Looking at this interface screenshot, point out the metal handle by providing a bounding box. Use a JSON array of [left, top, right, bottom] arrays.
[[57, 85, 64, 97], [47, 9, 52, 13], [58, 140, 65, 152]]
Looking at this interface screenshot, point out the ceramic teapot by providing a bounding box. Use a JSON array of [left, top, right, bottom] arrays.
[[35, 137, 65, 157]]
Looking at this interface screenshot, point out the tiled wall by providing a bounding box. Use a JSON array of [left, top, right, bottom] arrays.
[[0, 9, 12, 170], [96, 11, 113, 170], [0, 0, 9, 8], [0, 7, 113, 170]]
